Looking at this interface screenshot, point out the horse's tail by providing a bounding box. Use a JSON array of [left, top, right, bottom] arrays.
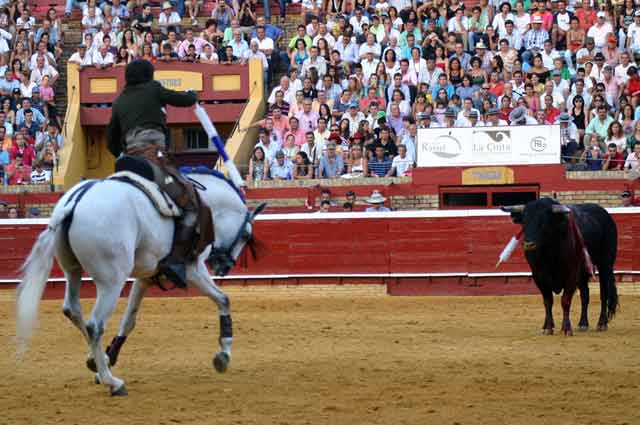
[[16, 201, 74, 357]]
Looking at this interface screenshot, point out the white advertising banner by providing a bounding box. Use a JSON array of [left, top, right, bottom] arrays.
[[417, 124, 561, 167]]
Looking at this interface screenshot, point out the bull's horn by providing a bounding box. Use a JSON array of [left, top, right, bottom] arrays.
[[501, 205, 525, 213], [551, 204, 571, 214], [250, 202, 267, 220]]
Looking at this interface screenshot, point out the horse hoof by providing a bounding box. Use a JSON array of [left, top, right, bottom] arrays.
[[577, 325, 589, 332], [541, 328, 554, 335], [94, 374, 101, 385], [86, 358, 97, 373], [597, 324, 608, 332], [213, 352, 230, 374], [111, 384, 128, 397]]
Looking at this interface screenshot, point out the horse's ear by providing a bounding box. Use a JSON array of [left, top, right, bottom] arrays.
[[251, 202, 267, 220]]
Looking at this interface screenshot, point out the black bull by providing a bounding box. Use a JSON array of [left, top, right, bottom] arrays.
[[502, 198, 619, 335]]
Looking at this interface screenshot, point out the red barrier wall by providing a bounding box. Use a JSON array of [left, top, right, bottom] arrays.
[[1, 209, 637, 296]]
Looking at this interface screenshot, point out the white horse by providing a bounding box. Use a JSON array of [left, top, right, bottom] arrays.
[[15, 172, 264, 396]]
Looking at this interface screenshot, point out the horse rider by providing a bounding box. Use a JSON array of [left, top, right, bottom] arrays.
[[107, 59, 199, 288]]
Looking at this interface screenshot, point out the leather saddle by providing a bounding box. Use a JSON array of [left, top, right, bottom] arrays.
[[112, 155, 214, 258]]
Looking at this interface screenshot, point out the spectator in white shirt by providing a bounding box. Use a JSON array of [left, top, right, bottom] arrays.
[[335, 33, 359, 65], [587, 11, 613, 50], [228, 29, 249, 59], [358, 33, 381, 62], [82, 6, 103, 36], [93, 45, 114, 68], [313, 23, 335, 49], [68, 44, 93, 67], [158, 2, 181, 34], [30, 56, 59, 86], [391, 144, 414, 176], [243, 40, 269, 82], [302, 46, 327, 79], [29, 41, 57, 71]]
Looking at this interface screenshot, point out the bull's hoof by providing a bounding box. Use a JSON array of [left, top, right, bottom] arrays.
[[94, 374, 101, 385], [561, 326, 573, 336], [86, 358, 97, 373], [110, 384, 128, 397], [541, 328, 554, 335], [597, 323, 608, 332], [213, 352, 230, 374], [577, 325, 589, 332]]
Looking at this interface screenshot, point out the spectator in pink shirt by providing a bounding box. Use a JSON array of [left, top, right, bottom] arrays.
[[177, 28, 209, 58], [38, 75, 55, 103], [285, 116, 307, 146], [295, 98, 319, 133]]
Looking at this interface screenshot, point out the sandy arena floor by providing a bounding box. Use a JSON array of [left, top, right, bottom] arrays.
[[1, 293, 639, 425]]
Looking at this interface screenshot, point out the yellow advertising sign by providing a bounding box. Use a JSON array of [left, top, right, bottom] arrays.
[[212, 75, 241, 91], [462, 167, 515, 185], [89, 77, 118, 94], [154, 70, 203, 91]]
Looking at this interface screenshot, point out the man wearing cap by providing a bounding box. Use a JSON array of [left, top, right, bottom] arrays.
[[509, 106, 538, 125], [587, 11, 613, 50], [68, 43, 93, 67], [576, 37, 597, 66], [443, 107, 457, 128], [417, 112, 439, 129], [557, 112, 579, 162], [486, 107, 508, 126], [342, 101, 365, 134], [158, 2, 181, 34], [522, 15, 549, 65], [589, 52, 607, 81], [603, 34, 620, 67], [620, 190, 635, 207], [107, 60, 198, 287], [317, 141, 344, 179], [365, 190, 391, 212]]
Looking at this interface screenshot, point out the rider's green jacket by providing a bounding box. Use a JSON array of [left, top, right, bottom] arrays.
[[106, 80, 197, 157]]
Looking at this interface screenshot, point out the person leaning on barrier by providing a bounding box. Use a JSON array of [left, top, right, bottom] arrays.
[[508, 106, 538, 125], [557, 112, 579, 163], [106, 59, 198, 288]]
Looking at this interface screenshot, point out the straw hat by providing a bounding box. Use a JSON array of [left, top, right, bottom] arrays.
[[366, 190, 386, 204]]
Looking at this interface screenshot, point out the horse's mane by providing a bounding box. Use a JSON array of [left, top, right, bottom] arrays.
[[179, 166, 245, 203]]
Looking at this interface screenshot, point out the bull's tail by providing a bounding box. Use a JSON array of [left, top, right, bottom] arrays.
[[607, 273, 619, 320], [16, 200, 75, 358]]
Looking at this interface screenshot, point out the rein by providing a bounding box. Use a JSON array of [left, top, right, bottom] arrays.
[[207, 211, 253, 276]]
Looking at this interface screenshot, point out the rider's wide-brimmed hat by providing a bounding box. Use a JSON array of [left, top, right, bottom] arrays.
[[366, 191, 386, 204]]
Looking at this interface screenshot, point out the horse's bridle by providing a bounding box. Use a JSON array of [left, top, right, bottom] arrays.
[[207, 211, 253, 277]]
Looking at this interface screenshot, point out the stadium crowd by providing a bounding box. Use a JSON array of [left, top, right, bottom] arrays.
[[244, 0, 640, 180], [7, 0, 640, 184], [0, 4, 63, 185]]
